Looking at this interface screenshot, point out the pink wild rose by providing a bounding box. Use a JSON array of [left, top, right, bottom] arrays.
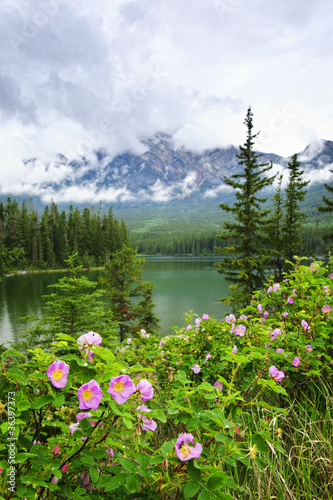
[[214, 380, 223, 391], [46, 360, 70, 389], [175, 433, 202, 461], [301, 320, 310, 332], [136, 379, 154, 401], [107, 375, 136, 405], [231, 345, 237, 354], [77, 379, 103, 411], [202, 314, 209, 320], [305, 344, 313, 353], [225, 314, 236, 324], [292, 357, 300, 367], [77, 331, 102, 356], [137, 414, 157, 432], [269, 366, 285, 382], [322, 305, 331, 314], [235, 324, 246, 336], [191, 364, 201, 374]]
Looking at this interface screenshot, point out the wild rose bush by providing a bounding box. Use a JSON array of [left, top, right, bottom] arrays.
[[0, 259, 332, 499]]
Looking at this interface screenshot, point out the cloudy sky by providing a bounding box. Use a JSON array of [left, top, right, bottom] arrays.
[[0, 0, 332, 200]]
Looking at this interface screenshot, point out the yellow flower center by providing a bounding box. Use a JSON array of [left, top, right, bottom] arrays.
[[249, 444, 258, 459], [52, 369, 63, 382], [114, 381, 125, 393], [82, 389, 94, 401], [180, 444, 191, 458]]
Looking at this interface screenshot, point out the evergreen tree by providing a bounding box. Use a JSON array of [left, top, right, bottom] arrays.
[[215, 107, 275, 308], [100, 246, 159, 342], [317, 168, 333, 251], [282, 154, 310, 262], [267, 174, 284, 281]]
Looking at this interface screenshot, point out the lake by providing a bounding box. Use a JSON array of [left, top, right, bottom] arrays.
[[0, 257, 230, 345]]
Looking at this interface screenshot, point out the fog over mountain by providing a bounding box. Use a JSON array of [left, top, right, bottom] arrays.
[[2, 134, 332, 209], [1, 0, 333, 195]]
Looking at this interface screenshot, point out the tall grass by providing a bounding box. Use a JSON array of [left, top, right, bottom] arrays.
[[235, 380, 333, 499]]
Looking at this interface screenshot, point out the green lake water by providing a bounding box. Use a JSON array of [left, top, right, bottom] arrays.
[[0, 257, 230, 345]]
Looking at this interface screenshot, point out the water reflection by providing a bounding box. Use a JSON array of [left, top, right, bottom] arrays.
[[0, 258, 229, 345]]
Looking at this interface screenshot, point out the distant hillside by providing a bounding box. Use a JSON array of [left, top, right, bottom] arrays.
[[0, 133, 332, 234]]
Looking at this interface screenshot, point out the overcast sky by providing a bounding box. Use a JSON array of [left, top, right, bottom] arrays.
[[0, 0, 332, 199]]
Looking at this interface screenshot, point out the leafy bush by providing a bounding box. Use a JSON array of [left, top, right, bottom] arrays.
[[0, 259, 332, 499]]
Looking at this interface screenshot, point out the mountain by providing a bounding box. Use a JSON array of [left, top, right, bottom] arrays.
[[2, 134, 333, 232]]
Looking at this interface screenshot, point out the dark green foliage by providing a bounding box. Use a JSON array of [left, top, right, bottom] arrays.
[[216, 107, 275, 308], [100, 246, 159, 341], [267, 174, 284, 281], [317, 168, 333, 250], [282, 154, 310, 262], [15, 253, 115, 351], [133, 229, 224, 256], [0, 199, 127, 274]]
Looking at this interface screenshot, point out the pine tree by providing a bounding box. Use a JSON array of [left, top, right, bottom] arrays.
[[100, 246, 159, 342], [317, 168, 333, 251], [282, 154, 310, 262], [215, 107, 275, 308]]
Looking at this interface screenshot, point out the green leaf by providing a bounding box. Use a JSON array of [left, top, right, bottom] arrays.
[[150, 455, 164, 465], [206, 471, 228, 492], [153, 409, 167, 423], [96, 347, 115, 362], [187, 460, 201, 481], [137, 453, 150, 468], [252, 435, 267, 453], [184, 481, 200, 498], [53, 393, 65, 408], [126, 473, 141, 493], [2, 349, 25, 360], [31, 395, 53, 409], [105, 473, 127, 492], [129, 364, 155, 372], [198, 490, 211, 500], [161, 441, 174, 456], [55, 333, 75, 342], [89, 467, 100, 484], [80, 456, 95, 466], [15, 453, 37, 463], [123, 417, 132, 429], [215, 432, 226, 442], [18, 400, 31, 411], [213, 492, 234, 500], [17, 483, 27, 497], [197, 382, 214, 392], [119, 457, 137, 473], [175, 370, 192, 384], [6, 367, 26, 380], [257, 379, 287, 395]]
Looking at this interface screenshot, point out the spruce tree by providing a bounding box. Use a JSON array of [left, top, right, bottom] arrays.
[[267, 174, 284, 281], [100, 246, 159, 342], [216, 107, 275, 308], [317, 168, 333, 251], [282, 154, 309, 262]]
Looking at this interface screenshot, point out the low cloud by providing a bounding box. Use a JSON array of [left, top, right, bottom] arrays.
[[204, 184, 234, 198]]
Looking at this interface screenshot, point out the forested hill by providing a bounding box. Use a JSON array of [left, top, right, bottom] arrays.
[[0, 200, 127, 273]]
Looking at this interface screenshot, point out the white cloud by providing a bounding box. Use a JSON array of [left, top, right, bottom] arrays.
[[0, 0, 332, 201], [204, 184, 234, 198]]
